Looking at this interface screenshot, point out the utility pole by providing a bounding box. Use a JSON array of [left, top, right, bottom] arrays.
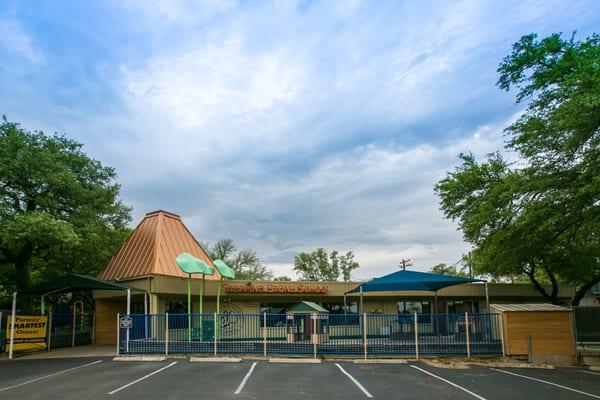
[[399, 258, 412, 271]]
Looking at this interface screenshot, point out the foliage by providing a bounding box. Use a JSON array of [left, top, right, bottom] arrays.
[[293, 248, 359, 281], [429, 263, 469, 278], [273, 276, 292, 281], [0, 118, 131, 308], [206, 238, 274, 280], [435, 33, 600, 305]]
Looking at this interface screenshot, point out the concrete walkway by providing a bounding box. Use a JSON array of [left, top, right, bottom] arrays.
[[8, 344, 116, 360]]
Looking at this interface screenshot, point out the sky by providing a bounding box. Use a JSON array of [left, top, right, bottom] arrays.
[[1, 0, 599, 280]]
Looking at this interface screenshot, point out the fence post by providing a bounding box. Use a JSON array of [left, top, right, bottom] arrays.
[[498, 313, 506, 357], [363, 313, 368, 360], [92, 313, 96, 344], [263, 313, 267, 358], [72, 308, 76, 348], [465, 312, 471, 359], [116, 312, 120, 356], [9, 291, 16, 360], [312, 314, 317, 359], [214, 313, 218, 356], [414, 311, 419, 360], [165, 313, 169, 357], [47, 313, 53, 351]]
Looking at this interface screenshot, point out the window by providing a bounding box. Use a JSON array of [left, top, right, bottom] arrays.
[[397, 301, 431, 314]]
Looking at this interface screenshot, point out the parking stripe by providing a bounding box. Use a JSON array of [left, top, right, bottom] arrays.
[[409, 365, 486, 400], [581, 370, 600, 377], [108, 361, 177, 395], [0, 360, 103, 392], [490, 368, 600, 399], [234, 362, 257, 395], [335, 363, 373, 398]]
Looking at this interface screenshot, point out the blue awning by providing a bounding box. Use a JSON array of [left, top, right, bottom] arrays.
[[348, 270, 485, 293]]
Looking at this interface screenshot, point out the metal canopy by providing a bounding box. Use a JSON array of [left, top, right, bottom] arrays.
[[348, 270, 485, 293], [22, 273, 134, 295]]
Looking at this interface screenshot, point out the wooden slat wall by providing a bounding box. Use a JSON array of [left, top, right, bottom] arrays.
[[95, 299, 126, 345], [503, 311, 575, 356]]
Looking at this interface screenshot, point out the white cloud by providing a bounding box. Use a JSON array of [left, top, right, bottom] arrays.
[[0, 16, 42, 63]]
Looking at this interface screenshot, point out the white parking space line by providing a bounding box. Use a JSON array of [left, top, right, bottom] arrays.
[[491, 368, 600, 399], [0, 360, 103, 392], [108, 361, 177, 395], [581, 370, 600, 377], [335, 363, 373, 398], [409, 365, 486, 400], [234, 362, 257, 395]]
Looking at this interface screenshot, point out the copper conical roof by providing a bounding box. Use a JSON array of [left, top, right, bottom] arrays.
[[98, 210, 220, 281]]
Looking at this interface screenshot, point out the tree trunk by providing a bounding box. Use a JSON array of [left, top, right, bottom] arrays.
[[572, 274, 600, 306], [525, 263, 558, 304], [541, 265, 560, 305]]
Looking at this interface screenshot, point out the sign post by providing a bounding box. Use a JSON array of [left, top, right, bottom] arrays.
[[120, 315, 133, 354]]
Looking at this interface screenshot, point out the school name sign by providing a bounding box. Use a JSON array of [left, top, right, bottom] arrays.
[[6, 315, 48, 351], [222, 283, 328, 294]]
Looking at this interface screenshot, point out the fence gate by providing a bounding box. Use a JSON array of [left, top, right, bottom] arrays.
[[118, 312, 503, 357]]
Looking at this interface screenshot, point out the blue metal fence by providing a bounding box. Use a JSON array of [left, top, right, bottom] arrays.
[[118, 312, 502, 357]]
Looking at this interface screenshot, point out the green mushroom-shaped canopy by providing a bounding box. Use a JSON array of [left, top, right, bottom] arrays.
[[212, 259, 235, 279], [176, 252, 214, 275]]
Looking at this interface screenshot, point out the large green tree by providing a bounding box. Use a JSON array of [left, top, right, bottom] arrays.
[[207, 238, 275, 280], [435, 33, 600, 305], [293, 248, 359, 281], [0, 118, 131, 308]]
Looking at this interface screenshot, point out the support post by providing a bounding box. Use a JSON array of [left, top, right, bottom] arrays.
[[116, 312, 120, 356], [41, 295, 45, 315], [9, 291, 16, 359], [465, 312, 471, 359], [165, 313, 169, 356], [263, 312, 267, 357], [312, 314, 317, 359], [48, 312, 53, 351], [363, 313, 368, 360], [214, 313, 218, 356], [91, 312, 96, 344], [199, 274, 205, 341], [359, 286, 364, 315], [187, 274, 192, 342], [414, 311, 419, 360], [499, 313, 506, 357], [144, 292, 148, 339], [72, 306, 77, 348], [126, 288, 131, 352], [484, 282, 489, 312]]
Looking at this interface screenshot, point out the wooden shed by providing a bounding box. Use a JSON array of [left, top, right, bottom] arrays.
[[490, 303, 576, 364]]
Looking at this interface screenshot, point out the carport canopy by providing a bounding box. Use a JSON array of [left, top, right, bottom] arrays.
[[22, 273, 134, 295], [347, 270, 485, 293]]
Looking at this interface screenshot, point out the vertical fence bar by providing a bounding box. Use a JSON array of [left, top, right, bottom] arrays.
[[116, 312, 120, 356], [165, 313, 169, 356], [414, 311, 419, 360], [214, 313, 218, 356], [363, 313, 367, 360], [465, 312, 470, 359], [263, 313, 267, 357], [91, 313, 96, 344]]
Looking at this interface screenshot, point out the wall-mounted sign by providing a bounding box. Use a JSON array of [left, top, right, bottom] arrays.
[[222, 283, 328, 295], [5, 315, 48, 352]]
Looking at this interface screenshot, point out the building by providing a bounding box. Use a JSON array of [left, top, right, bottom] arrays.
[[93, 210, 576, 344]]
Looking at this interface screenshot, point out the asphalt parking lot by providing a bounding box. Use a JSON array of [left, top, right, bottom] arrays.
[[0, 357, 599, 400]]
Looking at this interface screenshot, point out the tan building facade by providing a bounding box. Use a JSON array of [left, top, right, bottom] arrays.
[[93, 210, 576, 344]]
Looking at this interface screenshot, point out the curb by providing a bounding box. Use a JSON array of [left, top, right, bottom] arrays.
[[269, 358, 321, 364], [113, 356, 166, 362], [354, 359, 408, 364], [189, 357, 242, 362]]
